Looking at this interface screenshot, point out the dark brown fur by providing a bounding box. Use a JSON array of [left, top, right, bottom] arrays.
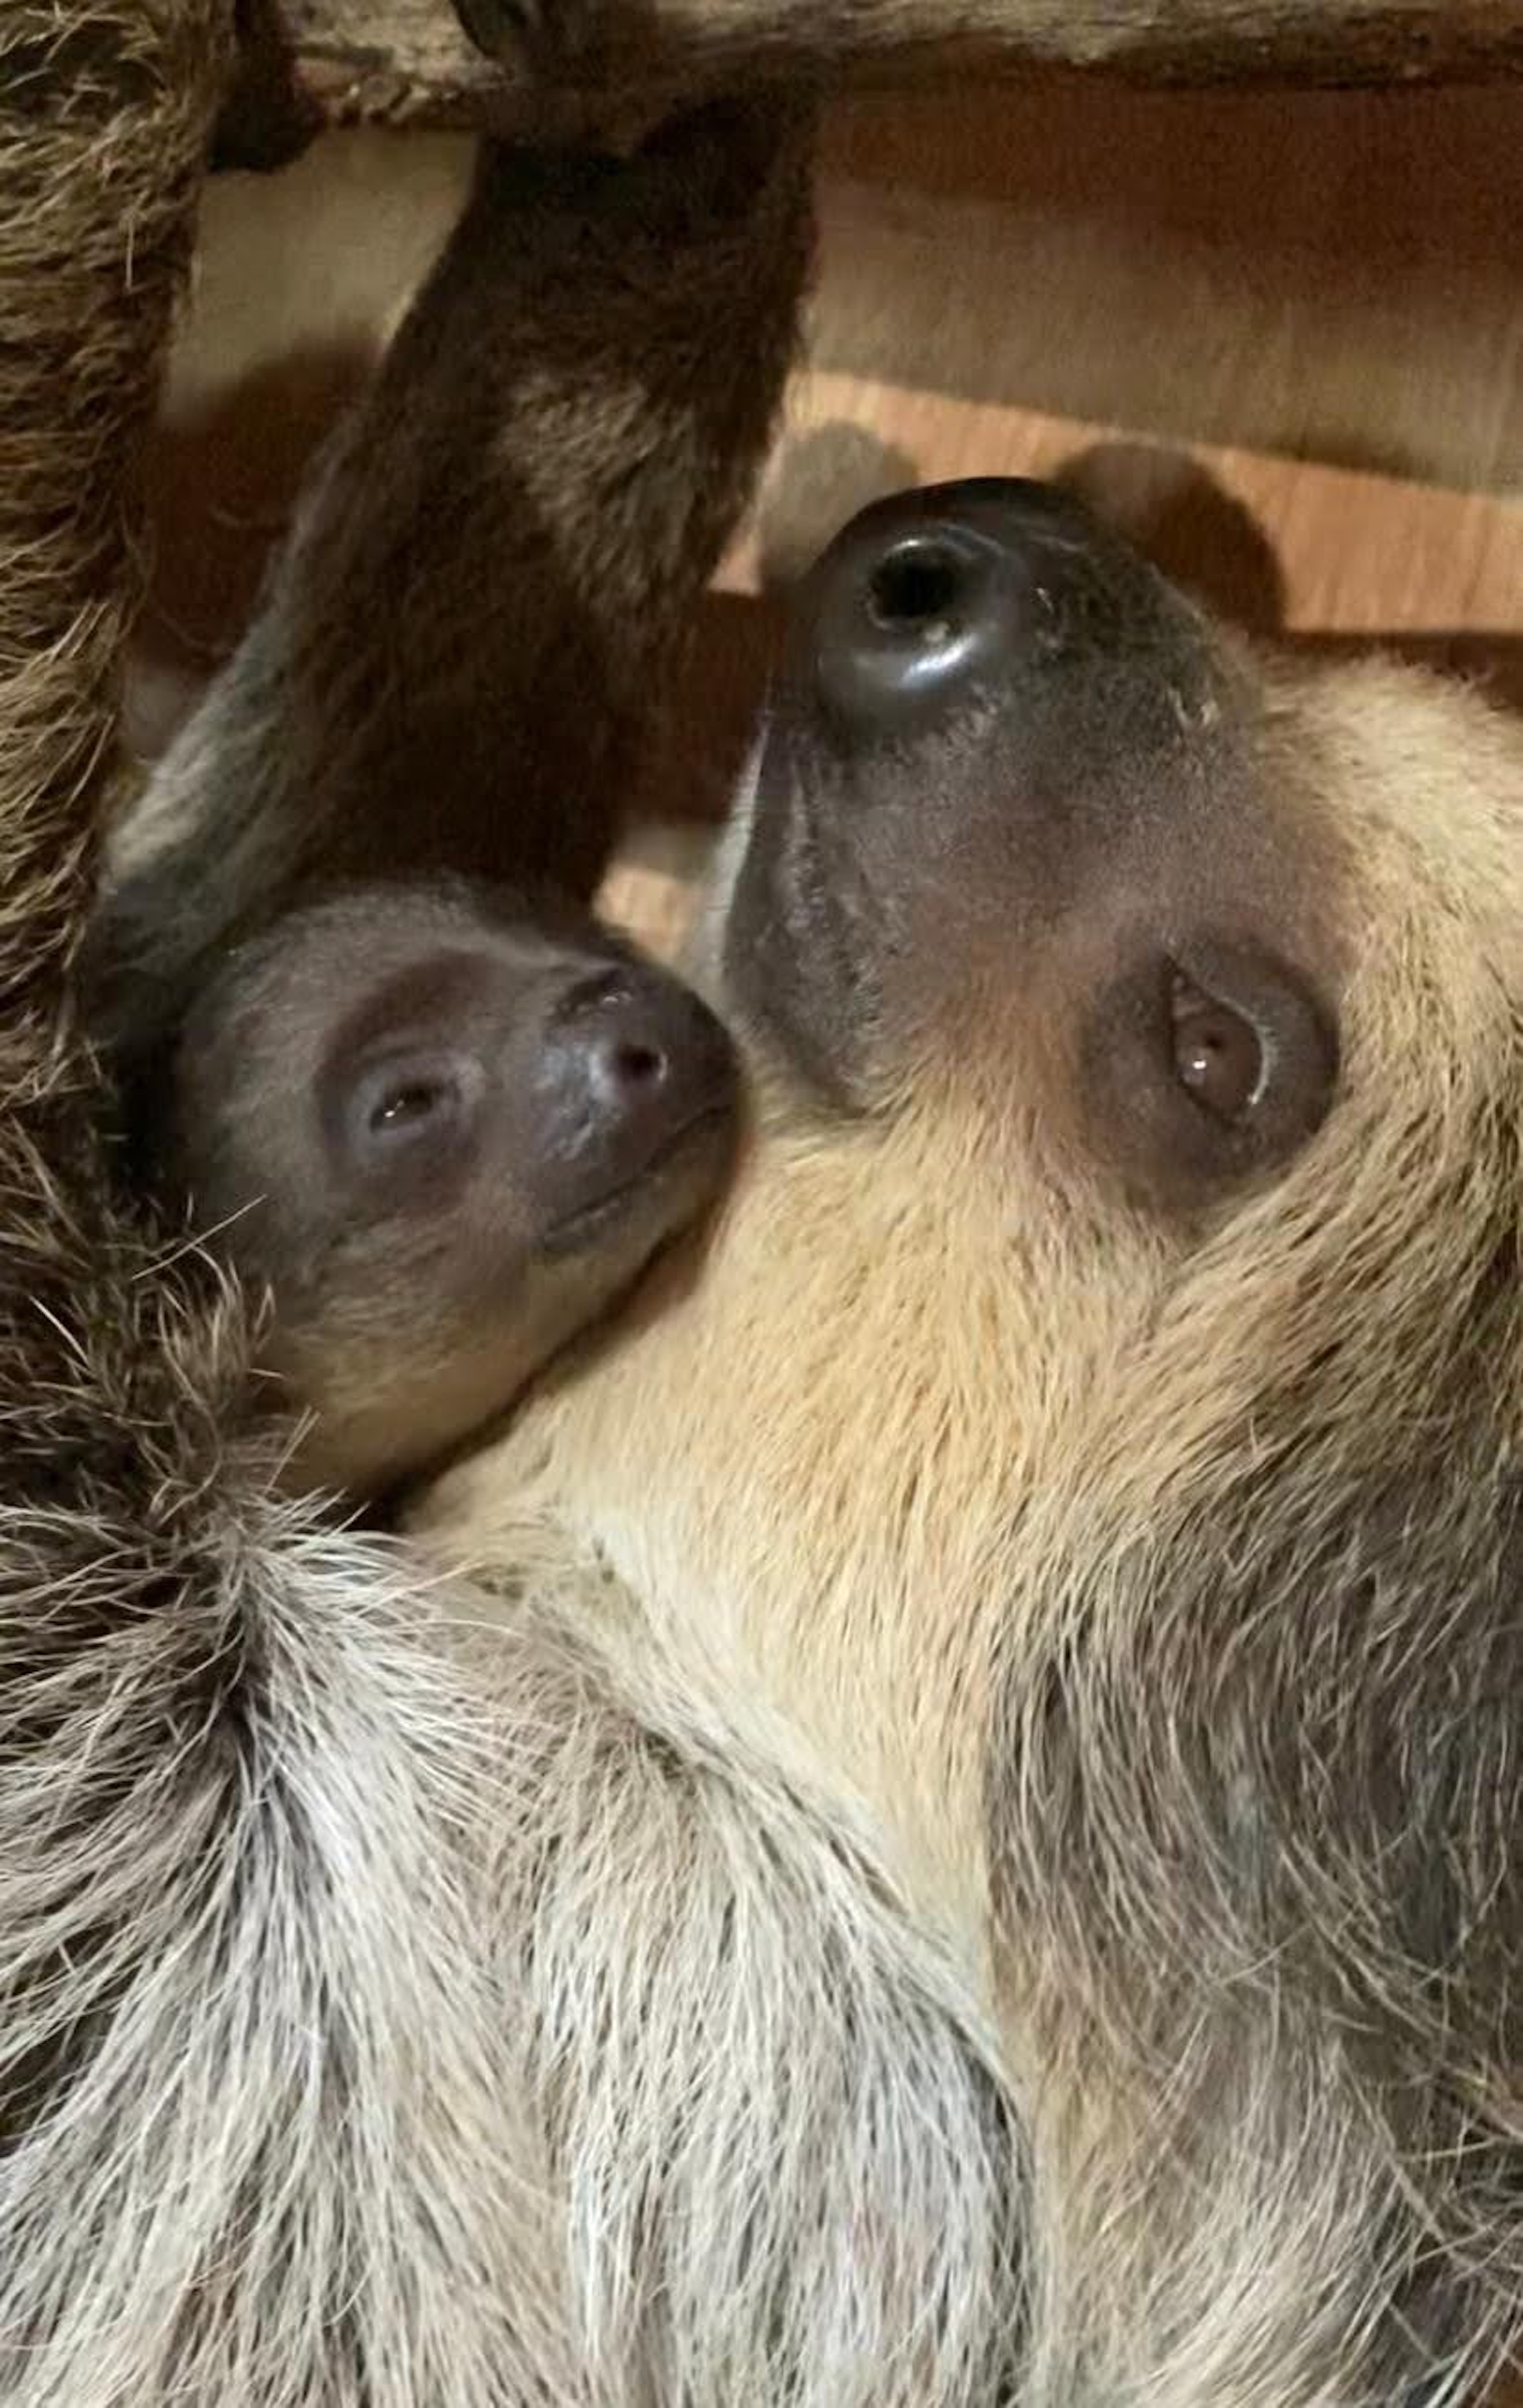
[[87, 91, 814, 1075]]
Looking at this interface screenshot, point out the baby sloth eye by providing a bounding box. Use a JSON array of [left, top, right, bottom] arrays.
[[339, 1048, 486, 1170], [369, 1078, 452, 1133], [1169, 972, 1266, 1123]]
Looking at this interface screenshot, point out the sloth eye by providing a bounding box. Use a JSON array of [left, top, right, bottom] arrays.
[[369, 1077, 453, 1133], [1084, 943, 1337, 1210], [1169, 972, 1266, 1123], [339, 1048, 485, 1170]]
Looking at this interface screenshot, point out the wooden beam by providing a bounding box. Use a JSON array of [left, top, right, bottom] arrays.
[[217, 0, 1523, 165]]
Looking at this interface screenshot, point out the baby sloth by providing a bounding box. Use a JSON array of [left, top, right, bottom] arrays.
[[157, 877, 737, 1495]]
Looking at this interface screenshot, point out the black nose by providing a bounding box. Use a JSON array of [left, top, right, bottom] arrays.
[[802, 477, 1123, 737], [533, 966, 738, 1226]]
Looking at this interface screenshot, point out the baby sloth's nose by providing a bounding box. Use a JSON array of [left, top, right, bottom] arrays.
[[803, 477, 1123, 737], [535, 966, 738, 1222]]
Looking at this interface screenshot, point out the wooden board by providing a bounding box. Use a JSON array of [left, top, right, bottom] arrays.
[[814, 84, 1523, 494]]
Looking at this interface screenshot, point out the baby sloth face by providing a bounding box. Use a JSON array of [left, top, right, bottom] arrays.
[[165, 878, 738, 1496]]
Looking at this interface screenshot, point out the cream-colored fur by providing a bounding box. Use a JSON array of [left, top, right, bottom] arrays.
[[419, 649, 1523, 2404]]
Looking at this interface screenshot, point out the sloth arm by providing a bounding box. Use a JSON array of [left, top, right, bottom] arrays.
[[87, 94, 815, 1071]]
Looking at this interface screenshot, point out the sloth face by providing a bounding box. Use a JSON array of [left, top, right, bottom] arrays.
[[725, 477, 1355, 1218], [168, 879, 737, 1494], [430, 483, 1523, 1953]]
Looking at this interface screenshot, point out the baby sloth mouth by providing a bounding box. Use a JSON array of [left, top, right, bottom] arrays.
[[538, 1095, 739, 1258]]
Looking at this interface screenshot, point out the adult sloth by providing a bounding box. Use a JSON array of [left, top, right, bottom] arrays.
[[423, 483, 1523, 2408]]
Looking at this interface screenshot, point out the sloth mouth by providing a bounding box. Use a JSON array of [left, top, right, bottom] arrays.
[[537, 1102, 737, 1258]]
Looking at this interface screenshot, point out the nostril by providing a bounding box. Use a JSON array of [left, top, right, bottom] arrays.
[[611, 1040, 667, 1089], [865, 543, 963, 635], [805, 513, 1021, 734]]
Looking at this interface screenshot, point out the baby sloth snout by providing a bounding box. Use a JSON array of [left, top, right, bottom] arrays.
[[804, 476, 1157, 736], [534, 967, 738, 1234]]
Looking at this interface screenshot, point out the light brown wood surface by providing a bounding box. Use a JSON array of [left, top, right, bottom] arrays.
[[815, 83, 1523, 492], [737, 374, 1523, 628]]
